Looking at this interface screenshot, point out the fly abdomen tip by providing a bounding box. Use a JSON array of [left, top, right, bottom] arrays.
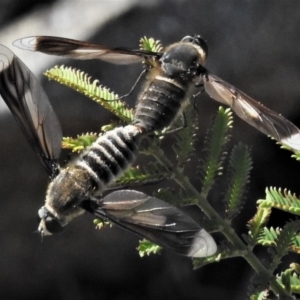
[[281, 132, 300, 151], [188, 229, 217, 258]]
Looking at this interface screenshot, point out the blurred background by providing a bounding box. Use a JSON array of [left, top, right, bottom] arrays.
[[1, 0, 300, 299]]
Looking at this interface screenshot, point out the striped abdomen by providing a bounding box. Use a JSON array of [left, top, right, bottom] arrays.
[[78, 125, 142, 192], [45, 125, 142, 216], [133, 75, 190, 133]]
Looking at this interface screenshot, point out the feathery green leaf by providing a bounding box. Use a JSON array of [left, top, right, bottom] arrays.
[[247, 206, 271, 245], [258, 221, 300, 272], [139, 36, 163, 69], [138, 239, 162, 257], [62, 133, 98, 152], [94, 218, 112, 229], [277, 268, 300, 295], [250, 290, 269, 300], [291, 235, 300, 254], [224, 143, 252, 221], [172, 103, 198, 169], [45, 66, 134, 122], [113, 163, 169, 188], [139, 36, 163, 53], [258, 226, 280, 247], [198, 107, 233, 196], [258, 187, 300, 216]]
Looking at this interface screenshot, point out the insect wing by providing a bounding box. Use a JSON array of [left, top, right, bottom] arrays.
[[0, 45, 62, 175], [204, 74, 300, 151], [88, 190, 217, 257], [13, 36, 160, 65]]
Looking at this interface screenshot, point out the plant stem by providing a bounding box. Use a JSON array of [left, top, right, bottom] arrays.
[[149, 143, 293, 299]]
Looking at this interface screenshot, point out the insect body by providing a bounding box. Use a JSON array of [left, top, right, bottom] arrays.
[[133, 37, 207, 133], [14, 36, 207, 135], [13, 35, 300, 149], [0, 45, 217, 257], [39, 125, 142, 235]]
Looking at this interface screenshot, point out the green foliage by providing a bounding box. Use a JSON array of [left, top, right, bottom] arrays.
[[139, 36, 163, 69], [247, 206, 271, 245], [45, 36, 300, 300], [262, 221, 300, 272], [113, 162, 169, 188], [93, 218, 112, 229], [198, 107, 233, 196], [258, 187, 300, 216], [138, 239, 162, 257], [258, 221, 300, 255], [139, 36, 163, 53], [277, 266, 300, 295], [291, 151, 300, 161], [62, 133, 98, 152], [224, 143, 252, 221], [250, 290, 269, 300], [172, 103, 198, 169], [45, 66, 134, 123]]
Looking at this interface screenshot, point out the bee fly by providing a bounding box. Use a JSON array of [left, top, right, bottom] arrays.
[[13, 34, 300, 149], [0, 45, 217, 258]]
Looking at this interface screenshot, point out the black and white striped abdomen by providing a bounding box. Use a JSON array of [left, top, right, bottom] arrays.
[[77, 125, 141, 192], [133, 76, 187, 133]]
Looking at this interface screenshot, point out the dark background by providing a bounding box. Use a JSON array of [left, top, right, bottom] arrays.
[[1, 1, 300, 299]]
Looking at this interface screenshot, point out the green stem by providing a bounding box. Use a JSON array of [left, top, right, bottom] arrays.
[[148, 143, 292, 299]]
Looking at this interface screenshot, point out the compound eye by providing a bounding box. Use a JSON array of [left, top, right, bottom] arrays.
[[44, 217, 65, 234], [38, 206, 66, 234]]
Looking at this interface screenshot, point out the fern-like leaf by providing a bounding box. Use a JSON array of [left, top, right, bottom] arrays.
[[269, 221, 300, 271], [258, 187, 300, 216], [258, 226, 281, 247], [172, 103, 198, 169], [291, 151, 300, 161], [137, 239, 162, 257], [193, 254, 222, 269], [250, 290, 269, 300], [62, 133, 98, 152], [277, 268, 300, 295], [224, 143, 252, 221], [258, 221, 300, 272], [93, 218, 112, 229], [139, 36, 163, 69], [198, 107, 233, 196], [247, 206, 272, 245], [139, 36, 163, 53], [291, 235, 300, 254], [45, 66, 134, 122], [113, 163, 169, 188], [291, 263, 300, 274]]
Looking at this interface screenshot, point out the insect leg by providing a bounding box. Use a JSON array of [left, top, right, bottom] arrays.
[[118, 69, 147, 100]]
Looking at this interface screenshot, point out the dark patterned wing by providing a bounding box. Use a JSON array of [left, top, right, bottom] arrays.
[[13, 36, 161, 64], [83, 190, 217, 257], [204, 74, 300, 151], [0, 45, 62, 175]]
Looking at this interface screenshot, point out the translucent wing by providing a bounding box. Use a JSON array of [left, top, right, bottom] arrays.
[[83, 190, 217, 257], [13, 36, 161, 64], [0, 45, 62, 175], [204, 74, 300, 151]]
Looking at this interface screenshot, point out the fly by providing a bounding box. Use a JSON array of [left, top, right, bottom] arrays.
[[13, 34, 300, 150], [0, 44, 217, 258]]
